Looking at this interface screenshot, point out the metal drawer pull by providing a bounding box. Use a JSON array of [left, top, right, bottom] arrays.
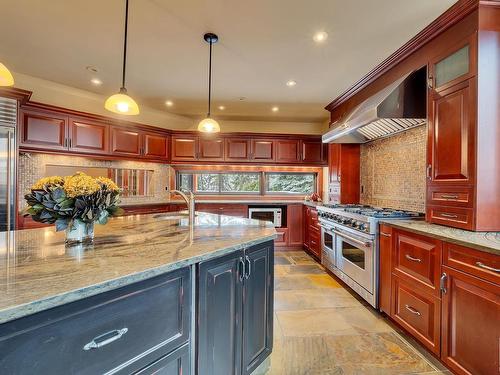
[[476, 262, 500, 273], [440, 194, 459, 199], [405, 254, 422, 263], [380, 232, 391, 238], [83, 328, 128, 351], [405, 305, 421, 316], [440, 213, 458, 219], [440, 272, 447, 294], [238, 257, 245, 282], [245, 255, 251, 279]]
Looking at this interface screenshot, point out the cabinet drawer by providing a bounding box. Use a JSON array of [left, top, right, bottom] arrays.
[[393, 229, 442, 295], [136, 343, 190, 375], [0, 268, 192, 375], [309, 231, 321, 258], [275, 228, 288, 246], [427, 186, 473, 207], [391, 276, 441, 355], [426, 205, 474, 230], [444, 242, 500, 285]]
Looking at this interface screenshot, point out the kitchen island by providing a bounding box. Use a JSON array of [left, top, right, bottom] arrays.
[[0, 212, 276, 375]]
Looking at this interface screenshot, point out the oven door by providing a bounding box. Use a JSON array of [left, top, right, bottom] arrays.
[[334, 227, 374, 293], [320, 225, 336, 270]]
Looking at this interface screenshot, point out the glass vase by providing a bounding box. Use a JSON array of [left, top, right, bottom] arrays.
[[65, 219, 95, 245]]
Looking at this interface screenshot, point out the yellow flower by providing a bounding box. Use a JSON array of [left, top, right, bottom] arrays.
[[63, 172, 100, 198], [31, 176, 64, 190], [96, 176, 119, 192]]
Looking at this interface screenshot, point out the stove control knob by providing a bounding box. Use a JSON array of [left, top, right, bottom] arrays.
[[359, 223, 366, 231]]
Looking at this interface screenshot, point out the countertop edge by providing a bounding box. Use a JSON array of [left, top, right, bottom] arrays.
[[380, 220, 500, 256], [0, 233, 277, 325]]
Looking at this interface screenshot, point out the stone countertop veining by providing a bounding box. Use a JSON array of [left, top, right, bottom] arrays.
[[119, 200, 322, 207], [0, 212, 277, 324], [381, 219, 500, 255]]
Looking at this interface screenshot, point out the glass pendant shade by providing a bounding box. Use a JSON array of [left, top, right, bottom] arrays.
[[198, 117, 220, 133], [105, 90, 140, 115], [0, 62, 14, 86]]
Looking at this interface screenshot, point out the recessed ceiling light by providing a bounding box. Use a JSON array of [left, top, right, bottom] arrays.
[[165, 100, 174, 107], [313, 31, 328, 43], [90, 78, 102, 86], [286, 80, 297, 87], [86, 66, 99, 73], [218, 105, 225, 110], [271, 106, 279, 112]]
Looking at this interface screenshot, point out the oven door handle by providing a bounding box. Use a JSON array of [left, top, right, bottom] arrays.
[[333, 230, 371, 248]]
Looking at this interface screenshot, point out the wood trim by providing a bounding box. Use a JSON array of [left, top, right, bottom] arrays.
[[325, 0, 479, 111], [0, 87, 32, 103]]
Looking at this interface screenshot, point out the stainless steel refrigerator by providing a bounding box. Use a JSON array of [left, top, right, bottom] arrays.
[[0, 97, 17, 232]]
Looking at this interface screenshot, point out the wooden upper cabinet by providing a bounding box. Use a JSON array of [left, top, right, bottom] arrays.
[[275, 140, 299, 163], [427, 79, 475, 185], [143, 132, 168, 160], [110, 127, 142, 157], [251, 139, 274, 161], [329, 144, 341, 183], [171, 135, 198, 161], [199, 137, 224, 160], [301, 140, 324, 163], [20, 110, 68, 150], [69, 118, 109, 155], [225, 138, 250, 161], [328, 144, 360, 204], [441, 266, 500, 375]]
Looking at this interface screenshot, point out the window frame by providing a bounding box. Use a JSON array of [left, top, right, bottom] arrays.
[[264, 171, 317, 195]]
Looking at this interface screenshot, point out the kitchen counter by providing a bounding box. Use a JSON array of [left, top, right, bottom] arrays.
[[119, 199, 322, 206], [381, 219, 500, 255], [0, 212, 276, 324]]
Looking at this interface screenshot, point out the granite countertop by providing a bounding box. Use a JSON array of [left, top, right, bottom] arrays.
[[0, 212, 276, 324], [119, 200, 322, 207], [381, 219, 500, 255]]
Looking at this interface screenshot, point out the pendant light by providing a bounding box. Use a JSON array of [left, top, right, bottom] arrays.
[[105, 0, 139, 115], [198, 33, 220, 133], [0, 62, 14, 86]]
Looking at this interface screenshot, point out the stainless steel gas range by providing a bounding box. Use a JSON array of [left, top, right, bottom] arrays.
[[317, 204, 423, 308]]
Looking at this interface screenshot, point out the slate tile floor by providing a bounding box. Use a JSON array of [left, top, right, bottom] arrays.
[[255, 251, 451, 375]]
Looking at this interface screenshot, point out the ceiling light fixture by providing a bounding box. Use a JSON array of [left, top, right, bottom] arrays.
[[313, 31, 328, 43], [198, 33, 220, 133], [165, 100, 174, 107], [272, 106, 279, 112], [0, 62, 14, 86], [218, 105, 225, 110], [104, 0, 139, 115], [91, 78, 103, 86], [286, 80, 297, 87]]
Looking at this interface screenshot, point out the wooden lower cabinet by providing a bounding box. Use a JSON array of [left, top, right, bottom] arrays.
[[441, 266, 500, 375], [378, 225, 393, 314], [287, 204, 303, 247], [303, 206, 321, 259], [197, 241, 274, 375]]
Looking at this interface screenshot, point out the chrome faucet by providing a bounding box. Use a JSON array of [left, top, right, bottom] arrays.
[[170, 189, 195, 224]]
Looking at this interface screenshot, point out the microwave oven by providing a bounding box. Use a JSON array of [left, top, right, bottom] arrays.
[[248, 208, 282, 227]]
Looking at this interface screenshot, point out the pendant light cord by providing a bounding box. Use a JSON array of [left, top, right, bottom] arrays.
[[121, 0, 129, 91], [207, 40, 213, 117]]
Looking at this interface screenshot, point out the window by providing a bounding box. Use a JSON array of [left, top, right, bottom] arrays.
[[265, 172, 316, 194], [176, 170, 316, 195]]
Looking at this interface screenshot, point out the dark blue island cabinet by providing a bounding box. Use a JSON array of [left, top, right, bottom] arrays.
[[197, 241, 274, 375]]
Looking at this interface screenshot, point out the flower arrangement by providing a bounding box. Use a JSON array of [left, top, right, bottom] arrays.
[[24, 172, 123, 243]]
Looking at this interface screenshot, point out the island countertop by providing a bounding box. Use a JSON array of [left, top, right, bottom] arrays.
[[0, 212, 276, 324]]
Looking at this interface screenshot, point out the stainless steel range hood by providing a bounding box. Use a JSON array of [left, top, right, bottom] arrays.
[[323, 67, 427, 144]]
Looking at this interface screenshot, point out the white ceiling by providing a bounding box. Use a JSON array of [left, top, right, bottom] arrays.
[[0, 0, 457, 122]]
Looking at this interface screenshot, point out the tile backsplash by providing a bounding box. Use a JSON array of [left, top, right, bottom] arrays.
[[18, 153, 171, 211], [360, 125, 426, 213]]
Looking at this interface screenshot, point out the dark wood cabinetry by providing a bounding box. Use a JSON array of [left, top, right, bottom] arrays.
[[171, 135, 198, 161], [225, 138, 250, 161], [143, 132, 169, 160], [199, 137, 224, 160], [303, 205, 321, 259], [251, 139, 275, 161], [20, 109, 67, 150], [111, 127, 142, 157], [381, 224, 500, 374], [328, 144, 360, 204], [287, 204, 304, 247], [301, 140, 325, 163], [275, 140, 300, 163], [198, 241, 274, 375], [70, 118, 109, 155]]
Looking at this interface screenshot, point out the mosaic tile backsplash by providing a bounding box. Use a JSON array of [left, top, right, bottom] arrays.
[[18, 153, 171, 211], [359, 125, 427, 213]]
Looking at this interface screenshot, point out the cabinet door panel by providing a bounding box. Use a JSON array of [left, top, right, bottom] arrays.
[[275, 140, 299, 163], [329, 144, 341, 183], [143, 133, 168, 160], [441, 267, 500, 375], [225, 138, 250, 161], [135, 343, 190, 375], [199, 138, 224, 160], [301, 141, 323, 163], [70, 119, 109, 154], [198, 251, 244, 375], [378, 225, 392, 314], [242, 242, 274, 375], [111, 127, 141, 156], [171, 136, 198, 161], [251, 139, 274, 161], [287, 204, 303, 246], [20, 110, 68, 150], [428, 80, 475, 184]]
